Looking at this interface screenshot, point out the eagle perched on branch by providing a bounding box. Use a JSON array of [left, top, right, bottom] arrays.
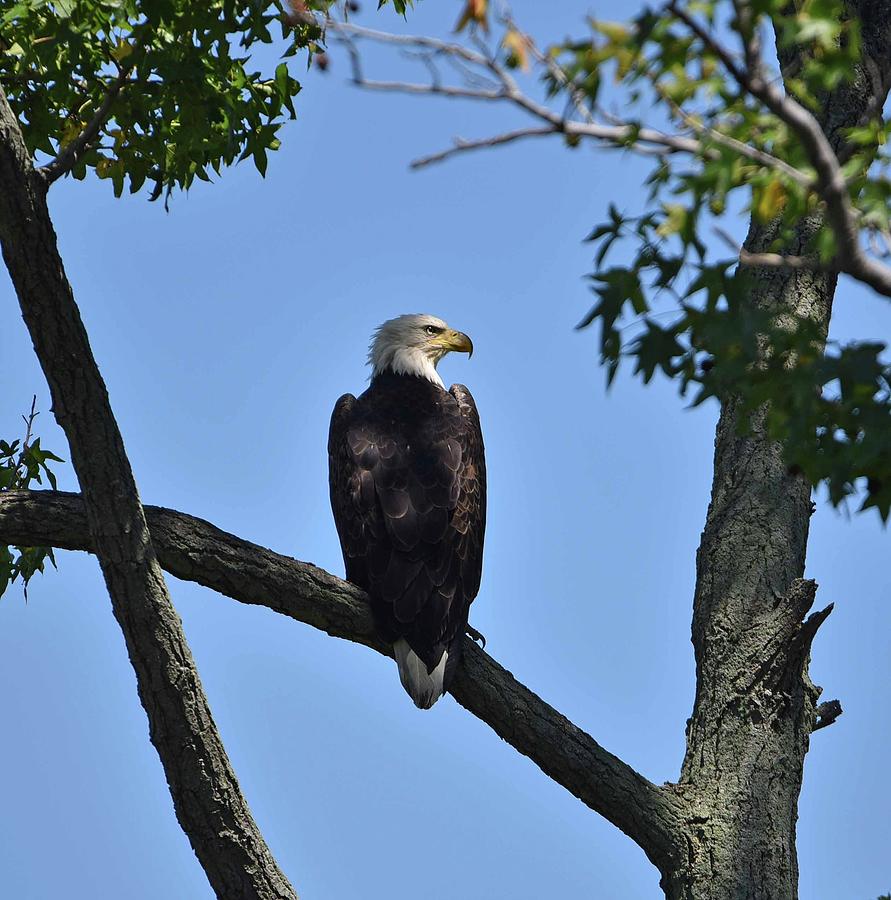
[[328, 314, 486, 708]]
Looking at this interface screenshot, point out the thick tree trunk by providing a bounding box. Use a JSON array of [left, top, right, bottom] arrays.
[[0, 88, 297, 900], [664, 12, 891, 897]]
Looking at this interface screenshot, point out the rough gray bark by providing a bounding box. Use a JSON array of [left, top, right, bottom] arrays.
[[0, 87, 296, 900], [664, 11, 891, 898], [0, 489, 689, 876]]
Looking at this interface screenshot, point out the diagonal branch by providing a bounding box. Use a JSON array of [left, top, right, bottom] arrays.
[[0, 488, 689, 876], [0, 87, 296, 900], [409, 126, 558, 168]]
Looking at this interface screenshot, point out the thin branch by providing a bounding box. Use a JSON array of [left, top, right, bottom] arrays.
[[21, 394, 38, 451], [0, 489, 689, 875], [39, 38, 145, 185], [714, 226, 826, 272], [329, 19, 491, 69], [730, 0, 763, 81], [410, 126, 558, 169], [739, 249, 823, 270], [660, 94, 812, 189], [350, 78, 503, 100], [328, 18, 813, 185]]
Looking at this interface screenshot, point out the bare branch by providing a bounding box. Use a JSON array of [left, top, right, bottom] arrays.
[[0, 489, 689, 875], [410, 126, 558, 169], [328, 18, 813, 187], [713, 226, 827, 272], [329, 19, 491, 69], [348, 78, 503, 100]]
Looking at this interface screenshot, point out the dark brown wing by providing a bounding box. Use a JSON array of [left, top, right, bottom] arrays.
[[328, 378, 486, 680], [328, 392, 369, 586], [447, 382, 486, 619]]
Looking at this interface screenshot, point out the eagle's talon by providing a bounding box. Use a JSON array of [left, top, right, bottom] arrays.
[[465, 624, 486, 649]]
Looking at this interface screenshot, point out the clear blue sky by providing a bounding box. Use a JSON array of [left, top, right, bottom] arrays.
[[1, 2, 889, 898]]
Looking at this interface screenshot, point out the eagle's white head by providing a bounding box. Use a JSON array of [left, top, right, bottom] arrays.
[[368, 314, 474, 388]]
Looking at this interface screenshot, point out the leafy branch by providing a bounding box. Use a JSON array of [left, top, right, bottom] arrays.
[[1, 0, 325, 198], [0, 397, 65, 597]]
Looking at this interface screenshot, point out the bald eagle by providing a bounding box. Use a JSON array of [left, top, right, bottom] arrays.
[[328, 314, 486, 709]]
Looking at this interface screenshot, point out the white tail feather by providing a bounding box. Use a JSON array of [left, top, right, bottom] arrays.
[[393, 639, 448, 709]]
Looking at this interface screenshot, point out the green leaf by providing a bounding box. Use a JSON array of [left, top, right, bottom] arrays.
[[632, 320, 685, 383], [0, 545, 13, 598]]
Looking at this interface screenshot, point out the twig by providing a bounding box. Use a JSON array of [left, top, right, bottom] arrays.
[[21, 395, 38, 451], [730, 0, 762, 80], [713, 226, 825, 271], [410, 126, 558, 168], [329, 19, 491, 69], [348, 78, 503, 100]]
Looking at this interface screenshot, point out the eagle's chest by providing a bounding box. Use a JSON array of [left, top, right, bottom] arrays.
[[356, 383, 460, 457]]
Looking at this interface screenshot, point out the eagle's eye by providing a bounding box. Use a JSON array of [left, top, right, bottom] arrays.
[[425, 325, 441, 336]]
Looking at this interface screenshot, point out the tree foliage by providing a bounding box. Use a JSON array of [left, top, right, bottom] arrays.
[[0, 399, 63, 597], [552, 1, 891, 518], [0, 0, 332, 600], [0, 0, 326, 197]]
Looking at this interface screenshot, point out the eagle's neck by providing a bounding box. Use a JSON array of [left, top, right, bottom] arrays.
[[372, 348, 444, 389]]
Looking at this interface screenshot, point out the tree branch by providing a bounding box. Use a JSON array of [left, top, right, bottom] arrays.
[[0, 489, 689, 876], [328, 20, 812, 186], [714, 225, 829, 272], [39, 37, 145, 186], [409, 126, 558, 169], [667, 0, 891, 298], [333, 10, 891, 298], [0, 88, 296, 900]]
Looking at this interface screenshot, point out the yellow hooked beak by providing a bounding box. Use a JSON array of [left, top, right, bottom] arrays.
[[436, 329, 474, 358]]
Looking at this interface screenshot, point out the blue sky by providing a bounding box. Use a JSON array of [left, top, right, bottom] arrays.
[[1, 2, 890, 898]]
